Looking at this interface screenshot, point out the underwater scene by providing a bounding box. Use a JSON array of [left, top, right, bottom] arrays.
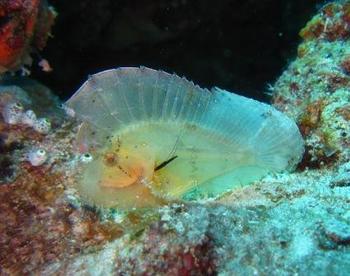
[[0, 0, 349, 275]]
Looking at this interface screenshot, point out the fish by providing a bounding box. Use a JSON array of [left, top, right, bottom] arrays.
[[66, 66, 304, 209]]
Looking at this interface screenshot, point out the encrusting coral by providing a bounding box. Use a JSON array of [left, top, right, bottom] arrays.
[[0, 81, 124, 274], [0, 0, 56, 73], [272, 0, 350, 169]]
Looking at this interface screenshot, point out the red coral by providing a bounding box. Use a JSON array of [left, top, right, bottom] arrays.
[[289, 82, 300, 93], [0, 118, 123, 274], [299, 99, 327, 136], [0, 162, 124, 274], [141, 235, 217, 276], [299, 15, 325, 40], [0, 0, 56, 73], [297, 143, 339, 171], [323, 73, 350, 92], [271, 94, 290, 113], [300, 2, 350, 41], [322, 3, 338, 17], [341, 2, 350, 25], [325, 22, 349, 41]]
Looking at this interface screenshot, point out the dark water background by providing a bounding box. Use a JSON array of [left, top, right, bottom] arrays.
[[31, 0, 325, 101]]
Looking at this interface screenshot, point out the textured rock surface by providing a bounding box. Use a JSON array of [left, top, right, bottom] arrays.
[[272, 0, 350, 169]]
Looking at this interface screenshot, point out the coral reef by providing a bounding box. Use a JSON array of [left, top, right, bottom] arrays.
[[0, 0, 56, 73], [1, 1, 350, 275], [0, 82, 123, 274], [44, 205, 217, 275], [272, 0, 350, 169]]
